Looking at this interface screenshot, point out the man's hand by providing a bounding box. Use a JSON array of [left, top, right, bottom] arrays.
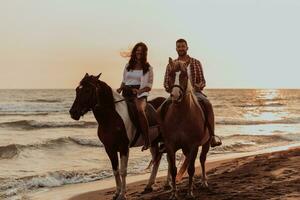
[[195, 82, 206, 90]]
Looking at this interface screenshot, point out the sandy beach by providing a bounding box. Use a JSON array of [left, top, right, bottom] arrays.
[[68, 147, 300, 200], [27, 145, 299, 200]]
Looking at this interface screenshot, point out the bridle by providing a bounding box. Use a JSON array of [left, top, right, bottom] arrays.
[[170, 84, 184, 101], [80, 80, 127, 112]]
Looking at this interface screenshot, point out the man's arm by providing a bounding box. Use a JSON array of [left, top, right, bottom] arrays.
[[194, 60, 206, 90]]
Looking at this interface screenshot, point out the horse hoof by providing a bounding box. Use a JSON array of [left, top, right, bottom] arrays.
[[112, 194, 119, 200], [201, 181, 209, 188], [169, 193, 178, 200], [163, 184, 172, 191], [142, 186, 153, 194], [116, 195, 126, 200], [186, 193, 195, 200]]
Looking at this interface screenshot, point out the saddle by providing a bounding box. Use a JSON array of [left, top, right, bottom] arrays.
[[125, 100, 160, 147]]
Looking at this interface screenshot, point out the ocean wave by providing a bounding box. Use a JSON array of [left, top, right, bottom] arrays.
[[25, 99, 63, 103], [224, 134, 293, 144], [0, 144, 19, 159], [0, 120, 97, 130], [0, 157, 156, 198], [236, 102, 285, 108], [0, 169, 112, 199], [210, 134, 295, 154], [0, 112, 49, 116], [210, 141, 256, 153], [0, 137, 102, 160], [216, 117, 300, 125]]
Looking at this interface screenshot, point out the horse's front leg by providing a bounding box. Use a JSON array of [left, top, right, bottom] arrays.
[[117, 149, 129, 200], [187, 148, 198, 200], [200, 141, 210, 188], [107, 150, 121, 200], [167, 150, 178, 200]]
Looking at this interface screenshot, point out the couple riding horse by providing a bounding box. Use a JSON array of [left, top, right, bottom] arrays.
[[69, 39, 221, 200], [117, 39, 221, 151]]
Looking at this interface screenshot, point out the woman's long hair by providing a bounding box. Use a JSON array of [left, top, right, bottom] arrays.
[[126, 42, 150, 75]]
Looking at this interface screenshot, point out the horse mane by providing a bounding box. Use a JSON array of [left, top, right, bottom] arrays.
[[186, 78, 203, 115], [97, 80, 115, 110]]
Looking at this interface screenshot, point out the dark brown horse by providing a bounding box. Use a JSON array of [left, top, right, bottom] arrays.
[[158, 58, 210, 199], [69, 73, 165, 200]]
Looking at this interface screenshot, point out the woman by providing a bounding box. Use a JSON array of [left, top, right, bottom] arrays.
[[117, 42, 153, 151]]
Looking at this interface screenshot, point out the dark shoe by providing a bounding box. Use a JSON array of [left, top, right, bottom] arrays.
[[211, 136, 222, 147], [94, 104, 101, 111]]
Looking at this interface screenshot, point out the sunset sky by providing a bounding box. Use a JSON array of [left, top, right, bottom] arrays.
[[1, 0, 299, 89]]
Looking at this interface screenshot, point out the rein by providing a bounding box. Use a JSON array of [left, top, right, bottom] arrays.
[[85, 80, 127, 110]]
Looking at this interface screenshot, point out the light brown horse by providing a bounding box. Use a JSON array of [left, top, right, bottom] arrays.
[[158, 58, 211, 199], [69, 73, 165, 200]]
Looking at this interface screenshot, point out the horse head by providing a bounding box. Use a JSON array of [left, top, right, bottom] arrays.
[[168, 57, 190, 103], [69, 73, 101, 120]]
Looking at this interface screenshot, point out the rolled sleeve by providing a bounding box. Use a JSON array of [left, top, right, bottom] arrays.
[[164, 64, 171, 92], [145, 66, 153, 88], [194, 60, 206, 90]]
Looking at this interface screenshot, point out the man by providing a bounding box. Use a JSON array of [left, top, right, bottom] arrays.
[[163, 38, 221, 147]]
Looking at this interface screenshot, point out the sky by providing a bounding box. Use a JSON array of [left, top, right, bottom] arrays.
[[0, 0, 299, 89]]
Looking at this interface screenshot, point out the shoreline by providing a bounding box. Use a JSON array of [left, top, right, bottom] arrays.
[[29, 143, 300, 200]]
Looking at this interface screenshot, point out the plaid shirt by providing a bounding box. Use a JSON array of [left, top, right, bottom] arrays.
[[164, 56, 206, 93]]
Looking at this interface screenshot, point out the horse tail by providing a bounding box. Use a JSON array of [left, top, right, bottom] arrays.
[[176, 154, 188, 182], [144, 147, 163, 171]]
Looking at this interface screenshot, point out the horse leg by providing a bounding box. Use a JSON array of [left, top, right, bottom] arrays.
[[107, 150, 121, 200], [167, 151, 178, 200], [186, 148, 198, 200], [117, 149, 129, 200], [144, 144, 163, 193], [163, 161, 172, 190], [200, 141, 210, 188]]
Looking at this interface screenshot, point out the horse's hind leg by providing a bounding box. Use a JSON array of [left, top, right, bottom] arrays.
[[118, 149, 129, 200], [144, 144, 163, 193], [187, 148, 198, 199], [107, 150, 121, 200], [200, 141, 210, 188], [163, 161, 172, 190]]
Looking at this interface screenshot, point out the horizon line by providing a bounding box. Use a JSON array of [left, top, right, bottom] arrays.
[[0, 87, 299, 90]]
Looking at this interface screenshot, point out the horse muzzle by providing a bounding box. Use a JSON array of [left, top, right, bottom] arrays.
[[69, 110, 81, 120], [171, 86, 183, 103]]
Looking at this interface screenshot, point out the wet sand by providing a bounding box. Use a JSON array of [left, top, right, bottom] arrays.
[[68, 147, 300, 200]]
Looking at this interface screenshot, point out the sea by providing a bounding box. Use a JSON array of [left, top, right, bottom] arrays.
[[0, 89, 299, 199]]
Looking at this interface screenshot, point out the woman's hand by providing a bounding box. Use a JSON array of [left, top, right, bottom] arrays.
[[116, 88, 122, 93], [132, 88, 139, 95]]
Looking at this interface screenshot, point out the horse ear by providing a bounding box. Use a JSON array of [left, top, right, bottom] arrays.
[[85, 73, 89, 77], [168, 57, 173, 65], [95, 73, 102, 80]]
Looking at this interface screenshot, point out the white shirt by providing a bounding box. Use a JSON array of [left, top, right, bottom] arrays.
[[123, 70, 143, 86], [122, 64, 154, 98]]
